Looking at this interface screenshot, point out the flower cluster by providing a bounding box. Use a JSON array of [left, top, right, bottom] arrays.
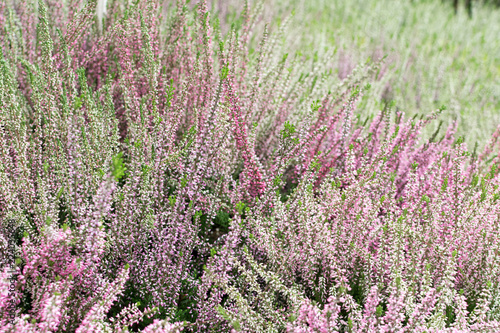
[[0, 0, 499, 332]]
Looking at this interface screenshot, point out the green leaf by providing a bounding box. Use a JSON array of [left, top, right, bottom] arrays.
[[232, 320, 241, 331], [395, 276, 401, 287], [236, 202, 246, 215], [73, 95, 83, 110], [390, 172, 396, 182], [311, 99, 321, 112], [471, 174, 479, 187], [350, 85, 360, 98], [392, 125, 400, 138], [281, 121, 297, 140], [56, 186, 64, 199], [441, 177, 448, 192], [181, 175, 188, 188], [111, 152, 127, 181], [169, 195, 176, 207], [220, 65, 229, 80]]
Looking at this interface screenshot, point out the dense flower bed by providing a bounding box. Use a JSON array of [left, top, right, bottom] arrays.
[[0, 0, 499, 332]]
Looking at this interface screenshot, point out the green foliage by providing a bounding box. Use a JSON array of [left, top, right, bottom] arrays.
[[220, 65, 229, 80], [441, 176, 449, 192], [236, 201, 246, 215], [169, 195, 176, 207], [217, 305, 241, 331], [111, 152, 127, 181], [280, 121, 298, 143], [214, 210, 231, 232], [165, 78, 175, 107], [310, 99, 321, 112], [73, 95, 83, 110], [180, 175, 188, 188], [311, 154, 322, 172]]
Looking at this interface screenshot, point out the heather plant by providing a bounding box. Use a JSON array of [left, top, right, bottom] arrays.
[[0, 0, 499, 332]]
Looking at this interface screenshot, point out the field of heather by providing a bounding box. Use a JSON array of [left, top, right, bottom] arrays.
[[1, 0, 500, 332]]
